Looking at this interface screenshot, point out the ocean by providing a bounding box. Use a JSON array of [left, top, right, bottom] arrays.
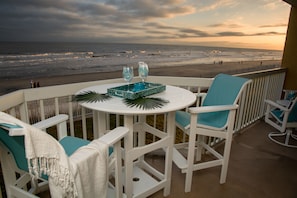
[[0, 42, 283, 79]]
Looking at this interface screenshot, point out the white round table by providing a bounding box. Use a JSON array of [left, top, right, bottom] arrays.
[[79, 83, 196, 115], [78, 83, 196, 198]]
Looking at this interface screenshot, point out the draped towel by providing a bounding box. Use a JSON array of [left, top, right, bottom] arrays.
[[70, 139, 108, 198]]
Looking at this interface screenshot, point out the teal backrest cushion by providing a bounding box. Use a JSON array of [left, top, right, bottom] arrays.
[[0, 128, 28, 172], [288, 99, 297, 122], [271, 99, 297, 123], [198, 74, 249, 128]]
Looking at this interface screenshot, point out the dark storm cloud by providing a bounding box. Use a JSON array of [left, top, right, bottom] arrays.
[[0, 0, 287, 43], [208, 23, 243, 28], [179, 28, 212, 37], [253, 32, 286, 36], [144, 22, 178, 30], [216, 31, 285, 37], [259, 23, 288, 28], [143, 21, 284, 40], [107, 0, 194, 18], [217, 31, 246, 36], [0, 0, 195, 41]]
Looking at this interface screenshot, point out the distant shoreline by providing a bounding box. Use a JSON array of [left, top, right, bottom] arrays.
[[0, 59, 281, 95]]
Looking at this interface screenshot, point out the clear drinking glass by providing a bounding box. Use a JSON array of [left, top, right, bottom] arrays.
[[122, 66, 134, 90], [138, 62, 149, 83]]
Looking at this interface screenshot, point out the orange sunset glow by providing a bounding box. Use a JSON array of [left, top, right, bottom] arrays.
[[0, 0, 291, 50]]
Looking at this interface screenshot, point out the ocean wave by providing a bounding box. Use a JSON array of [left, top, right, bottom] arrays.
[[0, 51, 94, 65], [0, 42, 283, 79]]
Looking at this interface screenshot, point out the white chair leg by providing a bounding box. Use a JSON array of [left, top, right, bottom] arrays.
[[113, 141, 123, 198], [195, 135, 203, 161], [185, 133, 197, 193], [219, 128, 234, 184]]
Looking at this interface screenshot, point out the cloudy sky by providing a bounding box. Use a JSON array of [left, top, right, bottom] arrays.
[[0, 0, 291, 50]]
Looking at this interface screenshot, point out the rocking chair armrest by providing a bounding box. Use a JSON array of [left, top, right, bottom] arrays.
[[98, 127, 129, 146], [264, 99, 290, 112], [282, 89, 297, 94], [188, 104, 238, 114]]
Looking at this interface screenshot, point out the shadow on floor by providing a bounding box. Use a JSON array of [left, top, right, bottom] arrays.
[[1, 120, 296, 198], [149, 120, 297, 198]]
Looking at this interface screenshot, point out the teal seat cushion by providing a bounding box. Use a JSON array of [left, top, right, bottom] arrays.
[[59, 136, 91, 156], [59, 136, 113, 156]]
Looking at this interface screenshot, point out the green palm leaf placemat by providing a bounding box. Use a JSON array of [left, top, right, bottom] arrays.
[[72, 91, 111, 103], [72, 91, 169, 109], [123, 97, 169, 110]]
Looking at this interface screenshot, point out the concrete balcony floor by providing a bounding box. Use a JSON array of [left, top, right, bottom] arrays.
[[148, 119, 297, 198], [35, 119, 297, 198]]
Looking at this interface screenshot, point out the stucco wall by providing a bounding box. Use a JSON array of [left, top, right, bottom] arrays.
[[282, 6, 297, 90]]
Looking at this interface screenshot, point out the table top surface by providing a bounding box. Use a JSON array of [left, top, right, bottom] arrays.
[[78, 83, 196, 115]]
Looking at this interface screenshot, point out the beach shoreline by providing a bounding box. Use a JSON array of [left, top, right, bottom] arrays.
[[0, 59, 281, 95]]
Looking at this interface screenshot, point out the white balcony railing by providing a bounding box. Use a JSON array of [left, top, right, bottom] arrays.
[[0, 68, 286, 142]]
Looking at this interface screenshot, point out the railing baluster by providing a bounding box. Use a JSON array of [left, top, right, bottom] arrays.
[[68, 96, 75, 137], [0, 68, 287, 146], [54, 98, 59, 115], [258, 77, 264, 119], [39, 99, 45, 120], [116, 114, 120, 127], [82, 107, 87, 139], [153, 114, 157, 142]]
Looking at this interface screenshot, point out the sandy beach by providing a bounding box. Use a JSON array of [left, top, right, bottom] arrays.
[[0, 60, 281, 95]]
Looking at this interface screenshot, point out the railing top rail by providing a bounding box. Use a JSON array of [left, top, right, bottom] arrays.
[[22, 78, 124, 101], [11, 76, 215, 102], [0, 90, 24, 111], [0, 67, 287, 107], [147, 76, 213, 87], [236, 67, 286, 79]]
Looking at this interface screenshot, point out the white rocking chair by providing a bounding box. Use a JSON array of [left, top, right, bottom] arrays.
[[265, 90, 297, 148]]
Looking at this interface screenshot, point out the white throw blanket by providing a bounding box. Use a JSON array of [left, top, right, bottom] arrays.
[[70, 139, 108, 198], [0, 112, 108, 198]]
